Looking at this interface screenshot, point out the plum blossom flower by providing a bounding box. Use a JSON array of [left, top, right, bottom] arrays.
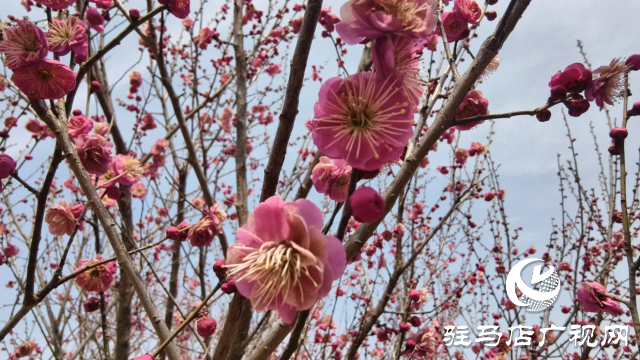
[[453, 0, 481, 24], [311, 73, 414, 171], [576, 281, 624, 316], [10, 340, 41, 359], [336, 0, 438, 44], [34, 0, 75, 10], [131, 183, 148, 198], [372, 36, 424, 107], [481, 55, 501, 78], [46, 17, 88, 63], [11, 59, 77, 100], [0, 20, 48, 70], [75, 254, 117, 292], [585, 58, 626, 110], [226, 196, 346, 324], [188, 205, 226, 247], [440, 11, 469, 43], [406, 327, 441, 357], [548, 63, 592, 95], [453, 90, 489, 130], [312, 156, 352, 202], [75, 134, 113, 176], [112, 154, 143, 186], [45, 201, 82, 235], [85, 7, 105, 32], [159, 0, 191, 19], [349, 186, 385, 222], [68, 115, 93, 138], [90, 0, 113, 9]]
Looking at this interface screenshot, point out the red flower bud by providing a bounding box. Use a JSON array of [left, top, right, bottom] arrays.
[[221, 279, 236, 294], [166, 226, 180, 240], [129, 8, 141, 19], [349, 187, 385, 223], [213, 259, 227, 281], [536, 109, 552, 122], [197, 316, 217, 337], [626, 54, 640, 71], [83, 297, 101, 312], [485, 11, 497, 21], [609, 128, 628, 141]]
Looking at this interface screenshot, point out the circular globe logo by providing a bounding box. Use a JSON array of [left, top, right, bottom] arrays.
[[505, 258, 561, 312]]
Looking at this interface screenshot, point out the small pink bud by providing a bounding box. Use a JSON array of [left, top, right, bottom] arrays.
[[83, 297, 101, 312], [609, 128, 628, 141], [485, 11, 497, 21], [221, 279, 236, 294], [409, 316, 421, 327], [197, 316, 217, 337], [408, 289, 420, 301], [90, 81, 102, 92], [213, 259, 227, 281], [72, 109, 83, 116], [166, 226, 180, 240], [608, 144, 620, 156], [399, 323, 410, 332], [129, 8, 141, 19], [349, 187, 385, 223], [484, 192, 495, 201], [626, 54, 640, 71], [0, 154, 17, 179], [406, 340, 416, 350]]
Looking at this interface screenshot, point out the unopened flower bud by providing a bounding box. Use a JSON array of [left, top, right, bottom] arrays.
[[609, 127, 628, 141], [129, 8, 141, 20], [549, 86, 567, 101], [607, 144, 619, 156], [349, 187, 385, 223], [485, 11, 497, 21], [213, 259, 227, 281], [221, 279, 236, 294], [166, 226, 180, 240], [90, 81, 102, 92], [197, 316, 217, 337], [399, 323, 411, 332], [409, 316, 421, 327], [628, 101, 640, 116], [536, 109, 552, 122], [83, 297, 101, 312], [626, 54, 640, 71], [487, 0, 498, 4], [408, 289, 420, 301]]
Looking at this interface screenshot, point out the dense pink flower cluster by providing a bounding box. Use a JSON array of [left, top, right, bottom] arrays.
[[0, 20, 79, 100]]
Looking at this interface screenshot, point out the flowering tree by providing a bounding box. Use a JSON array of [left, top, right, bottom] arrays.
[[0, 0, 638, 359]]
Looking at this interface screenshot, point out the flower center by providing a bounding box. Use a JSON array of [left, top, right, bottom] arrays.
[[36, 69, 52, 81], [348, 107, 373, 131], [376, 0, 426, 29], [227, 243, 320, 306], [86, 147, 103, 163]]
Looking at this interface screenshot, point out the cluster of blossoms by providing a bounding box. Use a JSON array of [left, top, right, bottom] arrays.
[[310, 0, 491, 220], [0, 19, 77, 100]]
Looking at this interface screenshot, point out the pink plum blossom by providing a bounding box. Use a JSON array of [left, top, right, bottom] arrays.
[[576, 281, 624, 316], [34, 0, 75, 10], [585, 58, 626, 110], [46, 17, 88, 63], [0, 154, 17, 180], [11, 59, 77, 100], [112, 154, 143, 186], [45, 201, 82, 236], [75, 134, 113, 176], [548, 63, 592, 95], [453, 90, 489, 130], [0, 20, 48, 70], [226, 196, 346, 324], [372, 35, 424, 107], [68, 115, 93, 138], [312, 156, 352, 202], [311, 73, 414, 171], [336, 0, 438, 44], [75, 254, 117, 293], [453, 0, 482, 25], [85, 7, 105, 32], [440, 11, 469, 43]]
